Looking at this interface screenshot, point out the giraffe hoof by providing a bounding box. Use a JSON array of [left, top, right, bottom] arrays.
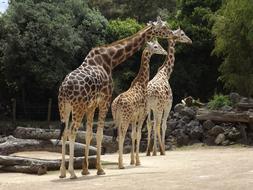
[[97, 169, 105, 175], [146, 152, 151, 156], [59, 175, 66, 178], [130, 161, 135, 165], [70, 174, 77, 179], [152, 153, 157, 156], [118, 165, 125, 169], [81, 170, 90, 175], [160, 152, 166, 156], [135, 162, 141, 166]]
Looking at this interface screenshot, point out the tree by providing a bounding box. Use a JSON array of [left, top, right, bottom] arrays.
[[212, 0, 253, 97], [165, 0, 222, 102], [0, 0, 107, 116]]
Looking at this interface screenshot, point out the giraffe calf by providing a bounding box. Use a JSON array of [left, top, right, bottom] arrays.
[[112, 40, 167, 169]]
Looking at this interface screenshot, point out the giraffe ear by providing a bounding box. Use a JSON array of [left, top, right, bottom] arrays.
[[157, 16, 162, 26], [147, 21, 153, 26]]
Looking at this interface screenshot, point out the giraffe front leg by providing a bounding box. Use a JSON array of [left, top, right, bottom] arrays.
[[130, 122, 137, 165], [136, 119, 144, 166], [161, 106, 171, 155], [68, 126, 77, 179], [96, 107, 108, 175]]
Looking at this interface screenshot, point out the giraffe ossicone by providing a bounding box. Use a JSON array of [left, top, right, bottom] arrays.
[[58, 17, 175, 179]]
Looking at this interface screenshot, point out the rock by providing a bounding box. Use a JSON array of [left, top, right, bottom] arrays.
[[174, 103, 185, 113], [215, 133, 225, 145], [240, 97, 249, 103], [167, 119, 178, 130], [221, 105, 233, 112], [176, 133, 190, 147], [221, 140, 230, 146], [208, 125, 224, 136], [165, 143, 172, 151], [181, 116, 191, 123], [203, 120, 215, 130], [190, 125, 203, 140], [229, 92, 241, 104], [227, 128, 241, 141], [180, 107, 196, 120], [203, 135, 216, 145]]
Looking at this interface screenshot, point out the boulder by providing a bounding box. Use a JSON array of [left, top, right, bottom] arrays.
[[221, 105, 233, 112], [215, 133, 225, 145], [229, 92, 241, 104], [208, 125, 224, 136], [174, 103, 185, 113], [180, 107, 196, 120], [227, 128, 241, 141], [203, 120, 215, 130], [190, 125, 203, 140]]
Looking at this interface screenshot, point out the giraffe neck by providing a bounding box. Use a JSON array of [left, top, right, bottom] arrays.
[[158, 40, 176, 78], [109, 26, 153, 69], [130, 49, 152, 88]]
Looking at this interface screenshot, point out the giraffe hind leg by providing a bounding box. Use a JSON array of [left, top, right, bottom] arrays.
[[59, 103, 71, 178]]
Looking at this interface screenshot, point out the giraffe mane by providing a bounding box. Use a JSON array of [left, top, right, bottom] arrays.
[[95, 25, 152, 49]]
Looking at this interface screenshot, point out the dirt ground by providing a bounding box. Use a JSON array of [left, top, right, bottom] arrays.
[[1, 146, 253, 190]]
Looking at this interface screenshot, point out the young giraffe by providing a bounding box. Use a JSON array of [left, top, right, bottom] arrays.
[[146, 28, 192, 156], [58, 17, 175, 179], [111, 40, 167, 169]]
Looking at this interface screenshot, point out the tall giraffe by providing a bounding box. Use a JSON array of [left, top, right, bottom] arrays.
[[111, 40, 167, 169], [58, 17, 175, 179], [146, 28, 192, 156]]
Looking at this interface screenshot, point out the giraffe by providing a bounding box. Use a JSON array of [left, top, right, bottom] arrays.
[[111, 40, 167, 169], [58, 17, 175, 179], [146, 28, 192, 156]]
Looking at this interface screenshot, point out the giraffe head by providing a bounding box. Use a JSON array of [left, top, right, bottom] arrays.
[[148, 16, 173, 39], [172, 28, 192, 44], [146, 40, 167, 55]]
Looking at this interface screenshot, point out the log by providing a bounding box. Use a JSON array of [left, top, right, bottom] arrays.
[[0, 164, 47, 175], [0, 155, 96, 175], [0, 136, 96, 156], [236, 103, 253, 111], [197, 109, 253, 123], [13, 127, 118, 153]]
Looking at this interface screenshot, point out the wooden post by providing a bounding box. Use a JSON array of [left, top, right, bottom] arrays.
[[12, 98, 16, 123], [47, 98, 52, 122]]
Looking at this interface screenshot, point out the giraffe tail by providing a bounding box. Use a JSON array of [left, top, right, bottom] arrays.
[[55, 122, 66, 146]]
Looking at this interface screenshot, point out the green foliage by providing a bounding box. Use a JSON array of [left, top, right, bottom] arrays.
[[166, 0, 222, 102], [207, 94, 231, 110], [105, 18, 143, 43], [105, 18, 143, 95], [212, 0, 253, 97], [89, 0, 177, 23], [0, 0, 107, 104]]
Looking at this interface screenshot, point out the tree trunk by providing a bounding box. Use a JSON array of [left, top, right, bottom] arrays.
[[0, 136, 97, 156], [0, 155, 96, 175], [13, 127, 118, 153], [197, 109, 253, 123]]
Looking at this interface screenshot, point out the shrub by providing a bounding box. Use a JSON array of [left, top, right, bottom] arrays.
[[207, 94, 232, 110]]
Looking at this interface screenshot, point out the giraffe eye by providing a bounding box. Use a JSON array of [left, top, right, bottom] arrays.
[[154, 46, 158, 48]]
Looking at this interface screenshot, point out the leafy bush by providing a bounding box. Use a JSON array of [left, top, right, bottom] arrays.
[[208, 94, 232, 110]]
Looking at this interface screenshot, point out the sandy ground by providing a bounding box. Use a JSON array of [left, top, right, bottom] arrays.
[[1, 146, 253, 190]]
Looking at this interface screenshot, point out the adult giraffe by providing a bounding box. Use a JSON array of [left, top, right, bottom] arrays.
[[58, 17, 174, 179], [146, 28, 192, 156]]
